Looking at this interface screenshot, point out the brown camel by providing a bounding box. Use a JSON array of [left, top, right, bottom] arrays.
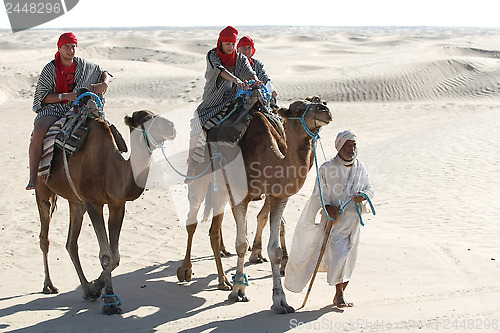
[[247, 97, 328, 273], [35, 109, 175, 314], [178, 95, 331, 313]]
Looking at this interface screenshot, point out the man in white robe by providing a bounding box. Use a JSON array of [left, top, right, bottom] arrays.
[[284, 130, 374, 307]]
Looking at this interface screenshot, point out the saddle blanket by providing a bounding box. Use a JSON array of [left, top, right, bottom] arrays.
[[37, 116, 88, 179], [37, 118, 67, 179]]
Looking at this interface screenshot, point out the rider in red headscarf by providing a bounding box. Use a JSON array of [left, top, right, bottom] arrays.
[[237, 35, 278, 102], [185, 26, 262, 182], [216, 26, 238, 67], [27, 32, 109, 190]]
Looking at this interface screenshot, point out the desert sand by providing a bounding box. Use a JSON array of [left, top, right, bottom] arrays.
[[0, 26, 499, 332]]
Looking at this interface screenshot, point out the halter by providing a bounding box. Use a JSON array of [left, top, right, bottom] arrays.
[[287, 103, 320, 140], [136, 115, 159, 153]]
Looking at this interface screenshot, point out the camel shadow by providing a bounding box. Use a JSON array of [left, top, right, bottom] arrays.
[[0, 260, 225, 332], [0, 259, 336, 332]]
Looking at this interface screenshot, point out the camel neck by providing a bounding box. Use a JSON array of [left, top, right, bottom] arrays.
[[126, 129, 153, 196]]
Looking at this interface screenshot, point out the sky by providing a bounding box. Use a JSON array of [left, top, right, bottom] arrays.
[[1, 0, 500, 31]]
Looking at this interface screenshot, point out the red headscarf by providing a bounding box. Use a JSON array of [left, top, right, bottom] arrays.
[[237, 36, 256, 66], [216, 26, 238, 67], [57, 32, 78, 48], [55, 32, 78, 96]]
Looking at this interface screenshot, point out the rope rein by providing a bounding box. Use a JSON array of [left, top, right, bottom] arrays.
[[133, 118, 226, 183], [61, 92, 104, 202], [148, 81, 272, 183], [289, 103, 376, 224]]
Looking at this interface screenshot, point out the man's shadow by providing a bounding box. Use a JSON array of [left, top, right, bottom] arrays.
[[177, 305, 335, 333]]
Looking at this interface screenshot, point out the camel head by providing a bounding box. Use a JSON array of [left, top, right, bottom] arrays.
[[278, 99, 332, 136], [124, 110, 176, 149]]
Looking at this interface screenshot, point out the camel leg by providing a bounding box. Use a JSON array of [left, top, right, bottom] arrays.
[[177, 180, 206, 282], [280, 217, 288, 277], [209, 213, 232, 290], [85, 202, 121, 315], [66, 201, 102, 301], [268, 197, 294, 314], [35, 185, 58, 294], [100, 202, 126, 315], [107, 203, 124, 272], [228, 202, 250, 302], [249, 196, 270, 264], [177, 222, 197, 282], [219, 227, 231, 257]]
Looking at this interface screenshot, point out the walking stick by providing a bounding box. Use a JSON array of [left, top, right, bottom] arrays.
[[296, 214, 335, 310]]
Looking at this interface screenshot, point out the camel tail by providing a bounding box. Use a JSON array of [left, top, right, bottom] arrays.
[[49, 194, 58, 217], [201, 186, 213, 223]]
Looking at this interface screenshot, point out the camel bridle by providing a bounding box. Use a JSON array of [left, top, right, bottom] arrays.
[[287, 102, 324, 139], [137, 115, 159, 152]]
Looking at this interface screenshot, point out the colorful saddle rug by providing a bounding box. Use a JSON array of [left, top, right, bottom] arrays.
[[37, 112, 89, 179], [37, 101, 127, 180]]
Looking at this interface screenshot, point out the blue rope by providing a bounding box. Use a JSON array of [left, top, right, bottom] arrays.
[[100, 293, 122, 306], [135, 121, 225, 182], [288, 104, 333, 220], [73, 92, 103, 108], [288, 103, 375, 225], [354, 192, 376, 226], [217, 104, 238, 125], [287, 104, 319, 139], [159, 144, 216, 180], [234, 80, 272, 112], [232, 273, 249, 286]]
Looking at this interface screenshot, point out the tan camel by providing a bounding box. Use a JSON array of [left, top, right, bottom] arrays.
[[35, 109, 175, 314], [178, 96, 331, 313]]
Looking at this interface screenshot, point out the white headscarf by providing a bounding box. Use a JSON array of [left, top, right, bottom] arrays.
[[335, 130, 357, 165], [335, 130, 357, 151]]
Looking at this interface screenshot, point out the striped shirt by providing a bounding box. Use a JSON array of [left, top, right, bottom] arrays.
[[32, 57, 106, 123], [251, 58, 269, 83], [190, 48, 256, 135]]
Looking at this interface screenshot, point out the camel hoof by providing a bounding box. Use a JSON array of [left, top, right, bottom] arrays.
[[42, 284, 59, 294], [177, 266, 193, 282], [238, 290, 250, 302], [228, 290, 250, 302], [101, 294, 122, 315], [83, 281, 103, 302], [271, 303, 295, 314], [102, 304, 122, 315], [218, 282, 232, 291], [220, 249, 231, 257], [227, 292, 239, 302], [248, 255, 267, 264]]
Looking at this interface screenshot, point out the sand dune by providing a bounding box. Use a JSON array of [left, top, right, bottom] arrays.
[[0, 26, 499, 332]]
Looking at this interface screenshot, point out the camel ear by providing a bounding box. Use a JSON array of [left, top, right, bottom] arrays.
[[124, 115, 133, 127], [277, 107, 290, 118], [305, 95, 327, 105]]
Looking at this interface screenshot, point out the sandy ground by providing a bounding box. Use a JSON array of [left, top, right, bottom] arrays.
[[0, 26, 499, 332]]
